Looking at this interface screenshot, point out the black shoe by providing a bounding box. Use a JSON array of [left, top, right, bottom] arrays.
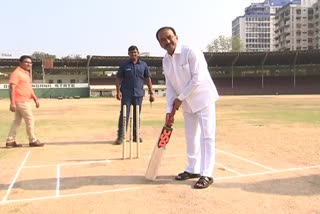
[[114, 137, 123, 145], [29, 140, 44, 147], [175, 171, 201, 180], [6, 141, 22, 148], [194, 176, 214, 189]]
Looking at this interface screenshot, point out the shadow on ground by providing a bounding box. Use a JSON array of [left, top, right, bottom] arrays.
[[0, 141, 115, 149], [46, 141, 115, 145], [0, 175, 196, 190], [0, 174, 319, 196]]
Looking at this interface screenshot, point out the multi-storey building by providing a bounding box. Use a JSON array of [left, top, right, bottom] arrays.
[[313, 0, 320, 48], [274, 0, 318, 50], [232, 0, 291, 52]]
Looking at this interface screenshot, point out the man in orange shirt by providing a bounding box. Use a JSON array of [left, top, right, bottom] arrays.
[[6, 55, 44, 148]]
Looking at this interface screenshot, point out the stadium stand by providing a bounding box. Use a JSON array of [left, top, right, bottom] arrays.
[[0, 50, 319, 95]]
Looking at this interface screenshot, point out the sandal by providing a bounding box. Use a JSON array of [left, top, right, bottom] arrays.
[[194, 176, 213, 189], [175, 171, 200, 180]]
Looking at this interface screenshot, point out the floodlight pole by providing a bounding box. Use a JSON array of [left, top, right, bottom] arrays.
[[293, 52, 298, 88], [41, 61, 45, 83], [231, 53, 240, 89], [261, 53, 268, 89], [87, 55, 93, 96]]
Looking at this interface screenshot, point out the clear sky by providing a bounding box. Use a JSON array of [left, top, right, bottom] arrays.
[[0, 0, 263, 58]]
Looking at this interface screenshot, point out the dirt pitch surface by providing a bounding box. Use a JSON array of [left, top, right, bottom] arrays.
[[0, 96, 319, 214]]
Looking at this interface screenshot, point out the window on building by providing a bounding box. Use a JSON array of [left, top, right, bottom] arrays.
[[57, 80, 62, 83], [48, 79, 54, 83]]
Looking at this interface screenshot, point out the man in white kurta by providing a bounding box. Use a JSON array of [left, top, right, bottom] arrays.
[[156, 26, 219, 189]]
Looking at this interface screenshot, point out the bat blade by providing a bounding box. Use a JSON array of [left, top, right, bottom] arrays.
[[145, 125, 173, 180], [145, 106, 176, 181]]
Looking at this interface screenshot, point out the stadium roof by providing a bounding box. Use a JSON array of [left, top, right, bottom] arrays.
[[0, 50, 319, 68], [204, 50, 320, 67]]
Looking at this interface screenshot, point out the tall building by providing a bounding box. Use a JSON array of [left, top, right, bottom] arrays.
[[313, 0, 320, 49], [232, 0, 291, 52], [274, 0, 318, 50]]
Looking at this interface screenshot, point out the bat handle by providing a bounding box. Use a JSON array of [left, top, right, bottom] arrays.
[[166, 106, 176, 127]]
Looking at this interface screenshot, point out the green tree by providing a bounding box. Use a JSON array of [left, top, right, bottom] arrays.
[[231, 36, 243, 51], [207, 36, 243, 52], [206, 35, 231, 52], [61, 54, 84, 60]]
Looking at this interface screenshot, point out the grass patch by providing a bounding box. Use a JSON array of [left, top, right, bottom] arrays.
[[0, 96, 318, 143], [241, 109, 319, 125], [217, 97, 319, 125]]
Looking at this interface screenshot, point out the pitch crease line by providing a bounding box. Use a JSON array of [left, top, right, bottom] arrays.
[[216, 162, 244, 176], [1, 151, 30, 203], [215, 165, 320, 181], [216, 149, 276, 171], [23, 159, 111, 169], [1, 187, 141, 205]]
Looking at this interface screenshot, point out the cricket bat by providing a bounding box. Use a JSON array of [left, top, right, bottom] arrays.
[[145, 107, 176, 180]]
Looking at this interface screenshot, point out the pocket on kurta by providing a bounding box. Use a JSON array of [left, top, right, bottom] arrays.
[[180, 63, 190, 72], [178, 64, 191, 84]]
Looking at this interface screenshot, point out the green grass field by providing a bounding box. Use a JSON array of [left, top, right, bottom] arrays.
[[0, 95, 318, 145], [218, 96, 319, 125]]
